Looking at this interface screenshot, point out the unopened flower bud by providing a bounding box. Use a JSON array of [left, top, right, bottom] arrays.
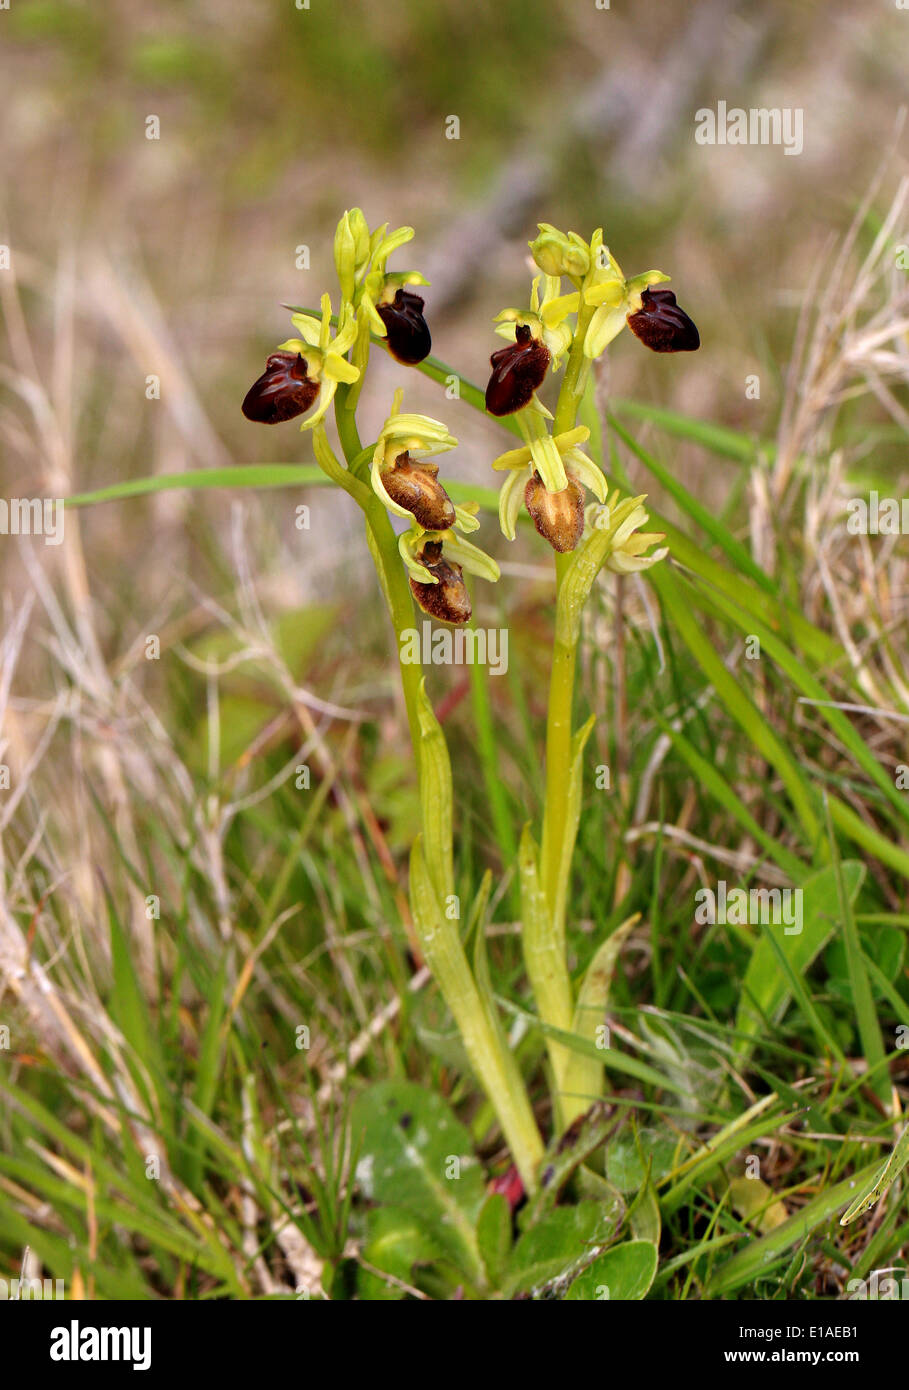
[[627, 287, 699, 353], [529, 225, 590, 280], [524, 472, 585, 553], [485, 324, 551, 417], [347, 207, 371, 266], [242, 352, 319, 424], [381, 452, 456, 531], [376, 288, 432, 364], [409, 539, 472, 625]]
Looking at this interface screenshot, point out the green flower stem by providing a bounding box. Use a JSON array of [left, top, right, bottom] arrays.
[[331, 392, 423, 765], [553, 300, 595, 438], [539, 611, 579, 917], [332, 387, 543, 1187], [529, 303, 597, 1109], [542, 303, 595, 911]]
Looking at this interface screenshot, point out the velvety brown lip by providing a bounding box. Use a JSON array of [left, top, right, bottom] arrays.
[[409, 540, 472, 625], [376, 288, 432, 365], [485, 323, 551, 416], [381, 453, 456, 531], [626, 287, 699, 353], [242, 351, 319, 423]]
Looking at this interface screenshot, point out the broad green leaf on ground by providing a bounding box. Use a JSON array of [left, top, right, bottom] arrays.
[[504, 1201, 622, 1297], [564, 1239, 659, 1301], [351, 1081, 485, 1282], [476, 1192, 512, 1289], [606, 1128, 680, 1194], [355, 1205, 443, 1300], [734, 861, 865, 1059]]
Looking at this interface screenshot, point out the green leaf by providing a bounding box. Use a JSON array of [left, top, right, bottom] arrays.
[[561, 916, 637, 1122], [522, 1101, 622, 1228], [606, 1129, 679, 1194], [504, 1201, 621, 1297], [551, 714, 596, 942], [351, 1080, 485, 1283], [734, 860, 865, 1059], [840, 1121, 909, 1225], [628, 1179, 662, 1247], [564, 1239, 658, 1300], [476, 1192, 512, 1289], [610, 398, 760, 464], [356, 1205, 443, 1300], [66, 464, 325, 507]]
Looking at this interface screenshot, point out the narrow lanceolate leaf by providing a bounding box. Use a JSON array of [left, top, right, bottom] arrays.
[[471, 871, 523, 1094], [66, 464, 325, 507], [840, 1121, 909, 1225], [519, 824, 574, 1101], [410, 837, 544, 1193], [609, 398, 761, 465], [560, 916, 638, 1127], [551, 714, 597, 945]]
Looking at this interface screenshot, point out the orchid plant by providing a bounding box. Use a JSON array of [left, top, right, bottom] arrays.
[[242, 211, 699, 1193]]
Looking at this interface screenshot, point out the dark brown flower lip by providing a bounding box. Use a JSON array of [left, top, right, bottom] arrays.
[[409, 545, 472, 625], [242, 351, 319, 423], [376, 288, 432, 365], [524, 472, 585, 553], [381, 452, 456, 531], [626, 287, 699, 353], [485, 323, 551, 417]]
